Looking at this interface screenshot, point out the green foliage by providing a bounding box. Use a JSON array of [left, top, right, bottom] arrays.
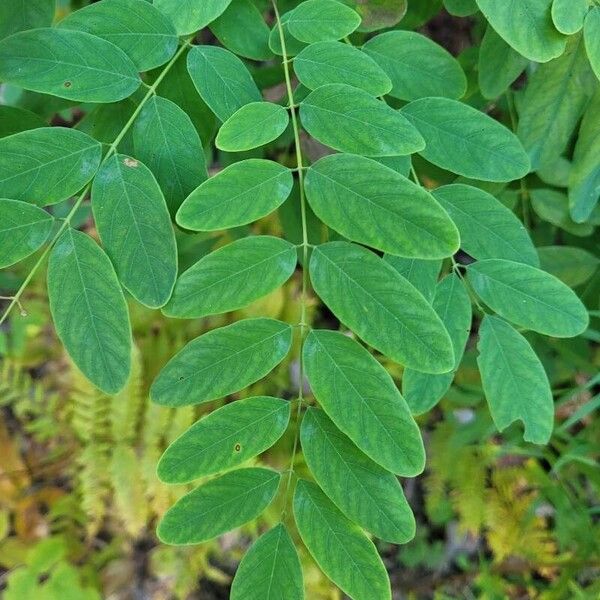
[[0, 0, 598, 598]]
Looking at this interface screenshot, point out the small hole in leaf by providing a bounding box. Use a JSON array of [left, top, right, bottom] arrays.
[[178, 376, 184, 381], [63, 81, 72, 88], [234, 443, 241, 452]]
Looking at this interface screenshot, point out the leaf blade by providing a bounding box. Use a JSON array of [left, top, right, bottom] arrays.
[[150, 318, 293, 406], [91, 154, 178, 309], [47, 229, 132, 394], [158, 468, 280, 544]]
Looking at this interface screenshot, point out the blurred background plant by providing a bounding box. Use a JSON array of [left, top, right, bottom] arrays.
[[1, 0, 599, 598]]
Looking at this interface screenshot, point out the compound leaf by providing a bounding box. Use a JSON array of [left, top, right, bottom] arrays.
[[402, 97, 530, 182], [158, 396, 290, 483], [467, 259, 589, 337], [475, 0, 566, 62], [433, 184, 539, 266], [187, 45, 261, 122], [216, 102, 289, 152], [0, 28, 140, 102], [301, 408, 415, 543], [402, 274, 471, 415], [231, 524, 304, 600], [177, 159, 293, 231], [293, 41, 392, 96], [158, 468, 280, 544], [133, 95, 207, 217], [363, 30, 467, 101], [0, 127, 101, 206], [154, 0, 232, 35], [91, 153, 177, 309], [477, 315, 554, 444], [305, 154, 459, 258], [309, 242, 455, 373], [287, 0, 361, 43], [47, 228, 131, 394], [293, 480, 391, 600], [0, 198, 53, 268], [164, 236, 297, 318], [58, 0, 178, 71], [303, 329, 425, 475], [150, 318, 292, 406], [300, 84, 424, 156]]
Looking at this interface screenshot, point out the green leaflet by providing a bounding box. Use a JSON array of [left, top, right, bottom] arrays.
[[186, 45, 262, 122], [0, 28, 140, 102], [153, 0, 232, 35], [158, 396, 290, 483], [384, 256, 442, 302], [467, 259, 589, 338], [478, 26, 528, 99], [91, 154, 178, 309], [305, 154, 459, 258], [0, 199, 53, 268], [475, 0, 566, 62], [402, 274, 471, 415], [231, 524, 304, 600], [301, 408, 415, 543], [216, 102, 289, 152], [150, 318, 292, 406], [584, 8, 600, 81], [477, 315, 554, 444], [530, 189, 593, 237], [210, 0, 272, 61], [293, 41, 392, 96], [402, 97, 530, 182], [158, 468, 280, 545], [300, 84, 424, 156], [552, 0, 588, 35], [268, 10, 308, 56], [344, 0, 407, 32], [444, 0, 478, 16], [0, 0, 54, 40], [538, 246, 600, 288], [0, 106, 46, 138], [517, 35, 595, 171], [363, 31, 467, 101], [303, 329, 425, 475], [309, 242, 454, 373], [176, 159, 293, 231], [47, 229, 131, 395], [433, 184, 539, 266], [132, 96, 207, 217], [569, 90, 600, 222], [57, 0, 178, 71], [293, 480, 391, 600], [163, 236, 297, 319], [154, 49, 217, 145], [537, 155, 572, 188], [287, 0, 361, 43], [0, 127, 101, 206]]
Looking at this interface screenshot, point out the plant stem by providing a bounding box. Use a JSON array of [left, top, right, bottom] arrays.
[[272, 0, 310, 517], [0, 38, 191, 327]]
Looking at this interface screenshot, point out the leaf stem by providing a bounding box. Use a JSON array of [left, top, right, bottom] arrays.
[[272, 0, 310, 517], [0, 38, 191, 327]]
